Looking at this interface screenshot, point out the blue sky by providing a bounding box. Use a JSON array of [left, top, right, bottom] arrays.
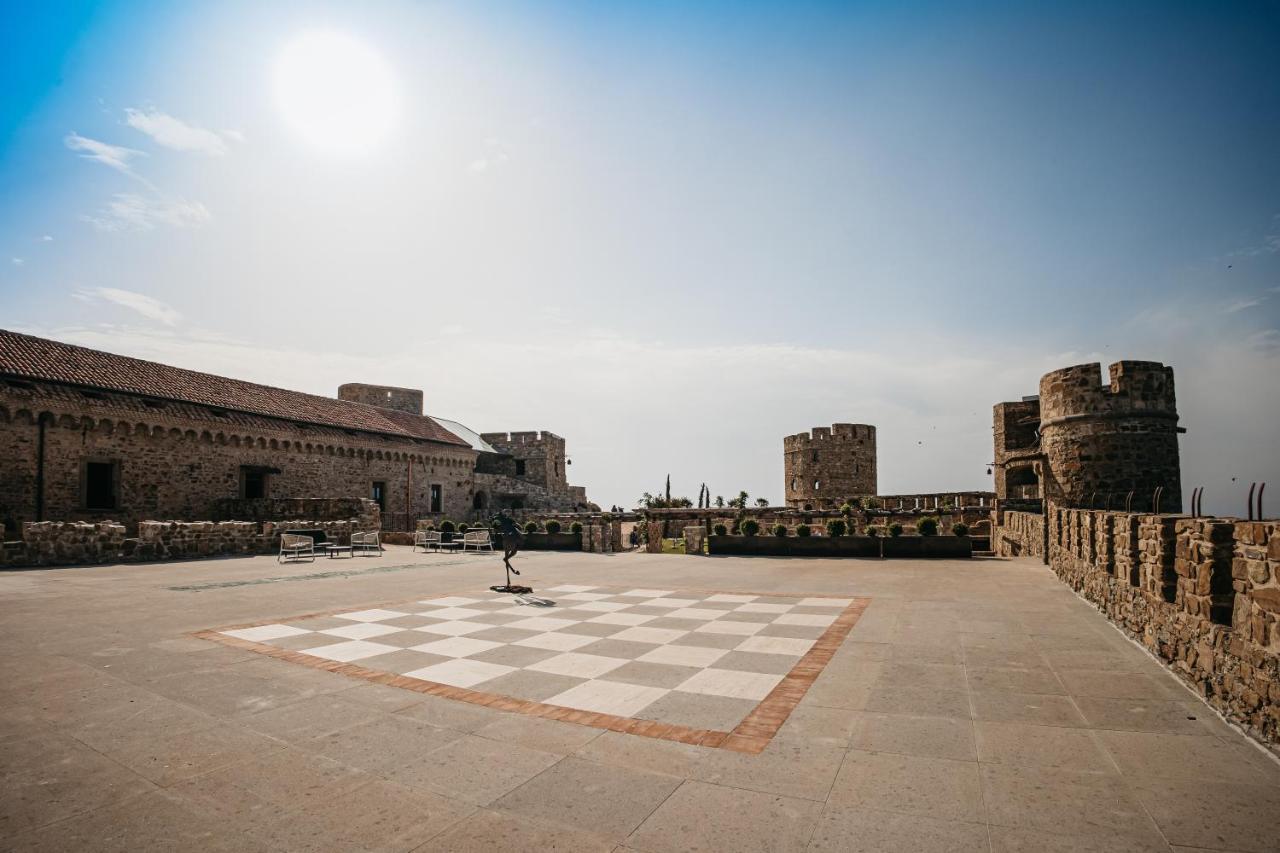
[[1, 0, 1278, 513]]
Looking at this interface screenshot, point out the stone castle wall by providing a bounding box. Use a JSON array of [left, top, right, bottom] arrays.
[[1038, 361, 1182, 512], [0, 381, 475, 535], [995, 506, 1280, 750], [480, 431, 568, 493], [336, 383, 424, 416], [783, 423, 877, 509]]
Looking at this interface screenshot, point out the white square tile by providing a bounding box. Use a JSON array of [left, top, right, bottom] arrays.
[[642, 598, 701, 609], [413, 620, 491, 637], [668, 607, 728, 621], [492, 606, 538, 616], [675, 668, 783, 701], [694, 620, 765, 636], [546, 679, 669, 717], [547, 585, 596, 593], [736, 602, 794, 614], [418, 596, 483, 607], [336, 609, 411, 623], [735, 635, 813, 656], [319, 622, 402, 640], [403, 658, 515, 688], [417, 607, 489, 620], [774, 613, 837, 627], [586, 612, 657, 627], [638, 644, 729, 668], [608, 626, 689, 645], [560, 592, 612, 601], [223, 624, 312, 643], [706, 594, 756, 603], [506, 616, 578, 632], [299, 640, 400, 662], [618, 589, 675, 598], [409, 636, 503, 658], [798, 597, 853, 608], [527, 652, 628, 679], [513, 632, 598, 652], [566, 601, 631, 613]]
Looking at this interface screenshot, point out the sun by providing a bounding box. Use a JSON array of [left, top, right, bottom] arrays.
[[274, 31, 399, 156]]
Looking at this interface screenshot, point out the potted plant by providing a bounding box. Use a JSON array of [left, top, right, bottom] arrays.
[[524, 521, 539, 534], [795, 524, 811, 538], [951, 522, 969, 537], [825, 519, 847, 537], [713, 523, 728, 536], [741, 519, 761, 536], [918, 516, 939, 537], [439, 519, 456, 543], [772, 523, 788, 537], [568, 521, 582, 534]]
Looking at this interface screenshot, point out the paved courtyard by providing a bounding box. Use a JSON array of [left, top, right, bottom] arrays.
[[2, 548, 1278, 852]]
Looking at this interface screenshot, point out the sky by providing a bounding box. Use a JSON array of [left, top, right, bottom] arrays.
[[1, 0, 1278, 515]]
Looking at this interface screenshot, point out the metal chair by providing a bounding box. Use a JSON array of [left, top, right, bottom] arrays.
[[462, 530, 494, 552], [278, 533, 315, 563], [351, 531, 381, 557]]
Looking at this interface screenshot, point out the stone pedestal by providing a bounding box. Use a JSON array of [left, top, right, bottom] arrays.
[[684, 526, 706, 555]]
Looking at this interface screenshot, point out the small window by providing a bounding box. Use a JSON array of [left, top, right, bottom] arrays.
[[430, 484, 442, 513], [84, 461, 118, 510], [814, 480, 821, 490], [371, 481, 386, 511], [811, 450, 819, 462], [515, 459, 526, 476], [241, 467, 268, 500]]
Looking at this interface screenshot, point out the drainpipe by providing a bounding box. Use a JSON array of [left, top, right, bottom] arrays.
[[405, 456, 413, 533], [35, 413, 49, 521]]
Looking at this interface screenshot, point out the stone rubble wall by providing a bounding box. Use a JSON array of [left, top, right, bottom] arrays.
[[212, 497, 380, 531], [996, 506, 1280, 750], [644, 506, 990, 539], [1, 516, 364, 568], [992, 510, 1045, 558], [684, 526, 706, 555]]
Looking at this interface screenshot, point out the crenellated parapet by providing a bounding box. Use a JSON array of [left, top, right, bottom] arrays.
[[783, 423, 877, 509]]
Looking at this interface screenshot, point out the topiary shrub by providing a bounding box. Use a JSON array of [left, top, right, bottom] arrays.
[[796, 524, 812, 537], [772, 523, 788, 537], [569, 521, 582, 534], [918, 516, 939, 537], [524, 521, 539, 534], [545, 520, 563, 534], [826, 519, 847, 537], [741, 519, 760, 536], [951, 522, 969, 537], [440, 520, 455, 533], [838, 502, 855, 517], [713, 523, 728, 536], [864, 524, 879, 537], [888, 522, 903, 538], [458, 523, 469, 534]]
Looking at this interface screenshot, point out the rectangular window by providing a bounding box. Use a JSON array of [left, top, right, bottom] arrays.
[[429, 484, 442, 513], [84, 461, 118, 510], [371, 481, 386, 511], [515, 459, 526, 476], [241, 467, 268, 500]]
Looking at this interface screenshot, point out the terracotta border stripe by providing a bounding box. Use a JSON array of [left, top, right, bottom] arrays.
[[192, 586, 870, 754]]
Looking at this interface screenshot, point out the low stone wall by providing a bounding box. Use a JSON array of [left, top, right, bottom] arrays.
[[999, 506, 1280, 750], [992, 510, 1045, 559], [2, 516, 363, 567], [644, 506, 988, 540]]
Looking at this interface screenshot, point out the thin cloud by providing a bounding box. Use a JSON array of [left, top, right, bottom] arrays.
[[64, 132, 146, 175], [1224, 297, 1263, 314], [124, 107, 230, 156], [41, 235, 53, 242], [73, 287, 182, 326], [10, 258, 23, 266], [82, 193, 211, 232]]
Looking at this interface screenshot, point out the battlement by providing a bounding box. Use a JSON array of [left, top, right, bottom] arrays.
[[784, 423, 876, 450], [337, 383, 424, 416], [1039, 361, 1177, 425], [480, 430, 564, 447]]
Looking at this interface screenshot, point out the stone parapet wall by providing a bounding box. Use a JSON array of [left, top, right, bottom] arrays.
[[992, 510, 1044, 558], [999, 506, 1280, 749], [212, 497, 380, 531], [2, 516, 363, 568], [645, 506, 988, 539]]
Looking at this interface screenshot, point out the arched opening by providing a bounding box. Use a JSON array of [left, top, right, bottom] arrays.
[[1006, 466, 1040, 499], [473, 491, 487, 510]]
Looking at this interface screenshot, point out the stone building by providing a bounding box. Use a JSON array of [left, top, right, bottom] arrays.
[[783, 423, 877, 510], [993, 360, 1184, 512], [0, 330, 593, 535]]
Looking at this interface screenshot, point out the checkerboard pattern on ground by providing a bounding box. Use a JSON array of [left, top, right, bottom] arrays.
[[202, 585, 867, 752]]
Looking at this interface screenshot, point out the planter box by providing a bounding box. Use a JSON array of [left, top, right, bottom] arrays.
[[496, 532, 582, 551], [707, 535, 881, 558], [882, 536, 972, 558]]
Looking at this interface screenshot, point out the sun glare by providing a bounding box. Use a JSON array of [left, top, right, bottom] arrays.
[[274, 31, 399, 155]]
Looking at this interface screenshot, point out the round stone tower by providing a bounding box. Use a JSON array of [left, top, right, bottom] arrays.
[[783, 424, 877, 510], [337, 383, 424, 416], [1038, 361, 1182, 512]]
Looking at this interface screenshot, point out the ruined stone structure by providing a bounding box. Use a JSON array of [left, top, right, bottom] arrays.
[[0, 330, 593, 537], [783, 423, 877, 510], [994, 361, 1183, 512], [993, 506, 1280, 748], [471, 430, 595, 515]]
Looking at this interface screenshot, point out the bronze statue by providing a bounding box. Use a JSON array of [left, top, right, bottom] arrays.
[[489, 512, 529, 593]]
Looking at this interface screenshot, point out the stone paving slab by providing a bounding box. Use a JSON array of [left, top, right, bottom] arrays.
[[2, 546, 1279, 851]]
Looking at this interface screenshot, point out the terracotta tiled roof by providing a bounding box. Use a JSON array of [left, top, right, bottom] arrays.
[[0, 329, 469, 447]]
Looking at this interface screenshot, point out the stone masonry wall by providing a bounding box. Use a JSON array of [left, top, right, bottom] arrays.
[[992, 510, 1044, 559], [1004, 506, 1280, 749], [783, 423, 877, 509], [2, 516, 365, 568], [0, 382, 475, 534]]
